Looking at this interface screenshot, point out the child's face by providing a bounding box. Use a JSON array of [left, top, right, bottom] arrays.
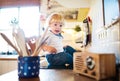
[[49, 22, 63, 34]]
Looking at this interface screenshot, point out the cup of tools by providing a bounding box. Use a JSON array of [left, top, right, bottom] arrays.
[[18, 56, 40, 78]]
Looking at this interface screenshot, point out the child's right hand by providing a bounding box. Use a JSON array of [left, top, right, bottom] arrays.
[[42, 45, 57, 54]]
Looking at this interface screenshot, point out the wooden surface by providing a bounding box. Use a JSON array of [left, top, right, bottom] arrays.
[[74, 52, 116, 80], [0, 69, 119, 81]]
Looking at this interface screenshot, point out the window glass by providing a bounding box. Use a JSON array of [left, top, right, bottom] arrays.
[[0, 8, 18, 30], [19, 6, 40, 37], [0, 8, 18, 53], [0, 6, 40, 54]]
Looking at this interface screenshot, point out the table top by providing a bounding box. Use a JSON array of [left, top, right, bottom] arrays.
[[0, 69, 118, 81], [0, 69, 74, 81], [0, 55, 18, 60]]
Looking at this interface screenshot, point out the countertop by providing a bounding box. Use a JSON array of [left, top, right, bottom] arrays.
[[0, 69, 74, 81], [0, 55, 18, 60], [0, 55, 44, 60], [0, 69, 119, 81]]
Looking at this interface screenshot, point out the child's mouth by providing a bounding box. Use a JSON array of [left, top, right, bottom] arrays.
[[55, 30, 60, 33]]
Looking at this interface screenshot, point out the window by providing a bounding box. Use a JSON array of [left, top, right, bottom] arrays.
[[19, 7, 40, 37], [103, 0, 119, 25], [0, 6, 40, 54]]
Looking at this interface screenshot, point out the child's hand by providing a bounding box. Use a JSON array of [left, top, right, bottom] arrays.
[[47, 46, 57, 54], [42, 45, 57, 54]]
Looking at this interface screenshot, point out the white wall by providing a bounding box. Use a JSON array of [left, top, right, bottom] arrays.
[[55, 0, 90, 8], [88, 0, 120, 64], [88, 0, 104, 45]]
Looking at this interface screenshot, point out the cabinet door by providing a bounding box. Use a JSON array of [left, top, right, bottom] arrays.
[[0, 61, 8, 75], [0, 60, 17, 75], [8, 60, 17, 72], [0, 61, 2, 75]]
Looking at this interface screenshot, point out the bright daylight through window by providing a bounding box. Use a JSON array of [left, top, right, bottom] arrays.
[[0, 6, 40, 55]]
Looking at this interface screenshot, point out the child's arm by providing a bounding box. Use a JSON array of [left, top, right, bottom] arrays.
[[41, 44, 57, 54]]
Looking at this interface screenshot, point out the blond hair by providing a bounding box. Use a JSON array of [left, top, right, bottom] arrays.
[[45, 13, 64, 27]]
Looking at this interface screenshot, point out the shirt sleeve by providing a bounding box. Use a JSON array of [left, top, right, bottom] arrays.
[[41, 31, 51, 45]]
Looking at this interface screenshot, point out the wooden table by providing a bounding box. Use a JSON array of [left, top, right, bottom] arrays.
[[0, 69, 118, 81]]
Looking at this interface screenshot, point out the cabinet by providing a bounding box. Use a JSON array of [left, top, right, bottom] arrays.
[[0, 58, 17, 75]]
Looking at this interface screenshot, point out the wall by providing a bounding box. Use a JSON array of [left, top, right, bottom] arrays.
[[77, 8, 89, 22], [88, 0, 104, 45], [88, 0, 120, 64]]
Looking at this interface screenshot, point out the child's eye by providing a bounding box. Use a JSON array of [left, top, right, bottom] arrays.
[[60, 25, 63, 27], [54, 24, 57, 26]]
